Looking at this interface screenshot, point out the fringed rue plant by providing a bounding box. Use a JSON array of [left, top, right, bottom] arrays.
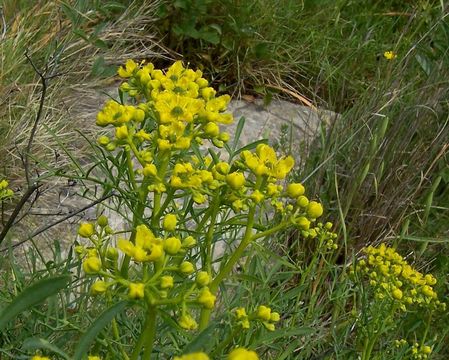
[[68, 60, 336, 359]]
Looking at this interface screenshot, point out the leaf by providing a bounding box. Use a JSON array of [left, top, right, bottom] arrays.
[[233, 116, 246, 151], [415, 53, 431, 76], [183, 322, 217, 353], [91, 56, 117, 78], [73, 301, 129, 360], [198, 26, 220, 44], [22, 338, 70, 359], [0, 275, 71, 331]]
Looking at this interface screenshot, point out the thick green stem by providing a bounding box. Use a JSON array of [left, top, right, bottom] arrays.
[[131, 305, 158, 360]]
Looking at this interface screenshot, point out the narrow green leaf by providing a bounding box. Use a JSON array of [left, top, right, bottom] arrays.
[[0, 275, 71, 331], [233, 117, 246, 151], [73, 301, 129, 360], [22, 338, 70, 359], [183, 322, 217, 353]]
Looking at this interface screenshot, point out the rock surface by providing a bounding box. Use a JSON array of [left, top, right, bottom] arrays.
[[7, 91, 337, 261]]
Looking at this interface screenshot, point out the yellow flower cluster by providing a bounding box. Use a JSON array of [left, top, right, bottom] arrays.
[[356, 244, 446, 311], [234, 305, 280, 331], [0, 179, 14, 200], [411, 342, 432, 359], [395, 339, 432, 359], [384, 51, 397, 60], [97, 60, 232, 157], [77, 215, 216, 329], [173, 348, 258, 360]]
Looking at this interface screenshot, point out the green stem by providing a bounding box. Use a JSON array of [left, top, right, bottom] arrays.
[[120, 181, 150, 277], [126, 148, 138, 191], [131, 305, 158, 360], [205, 190, 221, 275], [198, 204, 257, 330], [151, 153, 170, 229]]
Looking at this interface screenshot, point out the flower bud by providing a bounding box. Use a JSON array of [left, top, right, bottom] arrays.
[[90, 281, 108, 295], [287, 183, 305, 198], [83, 256, 102, 274], [295, 216, 310, 230], [226, 172, 245, 190], [307, 201, 323, 219], [97, 215, 108, 227], [204, 122, 220, 137], [179, 261, 195, 275], [163, 214, 177, 232], [115, 125, 129, 140], [270, 312, 280, 322], [182, 236, 197, 248], [106, 247, 119, 260], [143, 164, 158, 177], [128, 283, 145, 299], [160, 275, 174, 289], [78, 223, 95, 238], [196, 271, 211, 287], [97, 135, 110, 146], [296, 195, 309, 208], [164, 236, 182, 255], [215, 162, 230, 175]]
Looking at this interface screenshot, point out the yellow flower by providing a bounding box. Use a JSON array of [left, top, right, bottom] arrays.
[[160, 275, 174, 289], [128, 283, 145, 299], [256, 305, 271, 321], [197, 287, 216, 309], [163, 214, 177, 232], [307, 201, 323, 219], [178, 314, 198, 330], [118, 59, 138, 78], [392, 288, 403, 300], [174, 352, 210, 360], [383, 51, 397, 60], [88, 356, 102, 360], [78, 222, 95, 238], [117, 225, 164, 262], [250, 190, 264, 203], [228, 348, 259, 360], [31, 356, 51, 360]]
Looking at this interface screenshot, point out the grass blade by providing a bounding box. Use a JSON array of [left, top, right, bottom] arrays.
[[0, 275, 71, 331], [73, 300, 129, 360], [22, 338, 70, 359]]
